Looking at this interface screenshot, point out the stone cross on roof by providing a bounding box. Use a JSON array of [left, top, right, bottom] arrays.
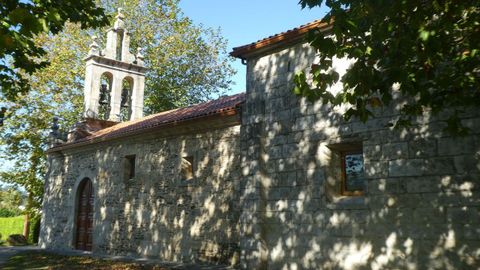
[[87, 8, 143, 65], [114, 8, 125, 30]]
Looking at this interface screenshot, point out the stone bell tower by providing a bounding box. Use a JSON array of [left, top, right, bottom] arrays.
[[83, 8, 146, 122]]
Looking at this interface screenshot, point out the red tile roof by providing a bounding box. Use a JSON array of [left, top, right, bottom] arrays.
[[230, 19, 331, 59], [50, 93, 245, 151]]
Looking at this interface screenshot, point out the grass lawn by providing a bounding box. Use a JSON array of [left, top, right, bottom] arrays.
[[0, 216, 24, 246], [3, 251, 170, 270]]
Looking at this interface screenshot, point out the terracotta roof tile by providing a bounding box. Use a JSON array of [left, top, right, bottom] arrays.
[[51, 93, 245, 151], [230, 19, 330, 59]]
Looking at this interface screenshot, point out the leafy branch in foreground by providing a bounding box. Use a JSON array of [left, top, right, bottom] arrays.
[[295, 0, 479, 134], [0, 0, 109, 100]]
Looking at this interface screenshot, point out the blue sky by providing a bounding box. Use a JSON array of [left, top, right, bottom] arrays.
[[179, 0, 328, 94]]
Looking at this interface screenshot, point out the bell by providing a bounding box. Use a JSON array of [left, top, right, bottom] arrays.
[[121, 87, 130, 108], [0, 107, 7, 126], [99, 84, 109, 105]]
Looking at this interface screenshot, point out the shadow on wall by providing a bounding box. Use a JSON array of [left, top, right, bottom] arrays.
[[40, 125, 242, 266], [39, 41, 480, 269], [101, 128, 242, 265], [238, 42, 480, 270]]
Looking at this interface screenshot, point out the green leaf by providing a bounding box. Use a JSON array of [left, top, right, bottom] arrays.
[[293, 0, 478, 135]]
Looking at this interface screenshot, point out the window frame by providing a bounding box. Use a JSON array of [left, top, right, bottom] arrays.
[[181, 155, 194, 181], [124, 154, 136, 181], [340, 149, 365, 196]]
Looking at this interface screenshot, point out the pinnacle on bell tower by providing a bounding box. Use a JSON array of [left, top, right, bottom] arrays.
[[83, 8, 146, 122]]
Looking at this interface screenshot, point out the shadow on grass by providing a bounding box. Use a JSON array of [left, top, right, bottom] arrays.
[[3, 251, 169, 270]]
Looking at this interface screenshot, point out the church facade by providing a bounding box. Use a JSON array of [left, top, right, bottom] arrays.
[[40, 13, 480, 270]]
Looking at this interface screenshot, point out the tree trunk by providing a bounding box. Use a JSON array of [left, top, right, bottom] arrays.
[[23, 213, 30, 238], [23, 192, 34, 240]]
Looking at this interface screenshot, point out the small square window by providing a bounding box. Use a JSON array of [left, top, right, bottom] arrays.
[[341, 151, 365, 196], [323, 141, 366, 200], [181, 156, 194, 180], [124, 155, 136, 180]]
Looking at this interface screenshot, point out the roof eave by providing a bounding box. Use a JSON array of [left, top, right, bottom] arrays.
[[46, 107, 242, 154], [230, 20, 332, 60]]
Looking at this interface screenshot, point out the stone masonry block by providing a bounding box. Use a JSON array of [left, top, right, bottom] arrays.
[[287, 131, 305, 144], [265, 98, 285, 113], [277, 171, 297, 187], [292, 115, 315, 132], [454, 155, 480, 175], [383, 142, 409, 160], [405, 177, 443, 193], [365, 160, 389, 178], [413, 208, 446, 224], [368, 178, 407, 194], [282, 144, 299, 158], [409, 138, 437, 158], [461, 117, 480, 133], [269, 135, 287, 146], [424, 157, 456, 175], [266, 145, 282, 160], [447, 207, 480, 224], [438, 136, 476, 156], [389, 159, 425, 177], [363, 144, 382, 161]]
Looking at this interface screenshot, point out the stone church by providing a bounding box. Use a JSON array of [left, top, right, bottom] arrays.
[[39, 10, 480, 270]]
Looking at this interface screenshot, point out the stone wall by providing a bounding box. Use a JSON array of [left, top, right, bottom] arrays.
[[39, 124, 242, 265], [39, 38, 480, 269], [239, 42, 480, 269]]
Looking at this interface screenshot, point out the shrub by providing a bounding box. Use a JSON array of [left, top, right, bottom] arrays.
[[29, 215, 41, 244], [0, 208, 17, 217], [7, 234, 28, 246]]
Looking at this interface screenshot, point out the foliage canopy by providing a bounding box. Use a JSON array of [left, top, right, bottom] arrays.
[[0, 0, 109, 100], [0, 187, 23, 217], [295, 0, 480, 134], [109, 0, 235, 113]]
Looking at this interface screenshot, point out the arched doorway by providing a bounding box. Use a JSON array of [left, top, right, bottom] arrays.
[[75, 178, 94, 251]]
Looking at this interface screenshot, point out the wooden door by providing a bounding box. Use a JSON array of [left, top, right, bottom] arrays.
[[75, 178, 94, 251]]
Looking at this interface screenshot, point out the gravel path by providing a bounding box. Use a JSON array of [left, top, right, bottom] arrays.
[[0, 246, 234, 269], [0, 246, 41, 267]]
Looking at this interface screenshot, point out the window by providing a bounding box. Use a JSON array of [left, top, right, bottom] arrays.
[[323, 141, 365, 201], [341, 151, 365, 196], [124, 155, 136, 180], [181, 156, 194, 180]]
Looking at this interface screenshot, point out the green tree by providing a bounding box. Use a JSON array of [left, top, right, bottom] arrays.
[[294, 0, 479, 134], [0, 0, 109, 100], [107, 0, 235, 113], [0, 0, 235, 217], [0, 187, 24, 217]]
